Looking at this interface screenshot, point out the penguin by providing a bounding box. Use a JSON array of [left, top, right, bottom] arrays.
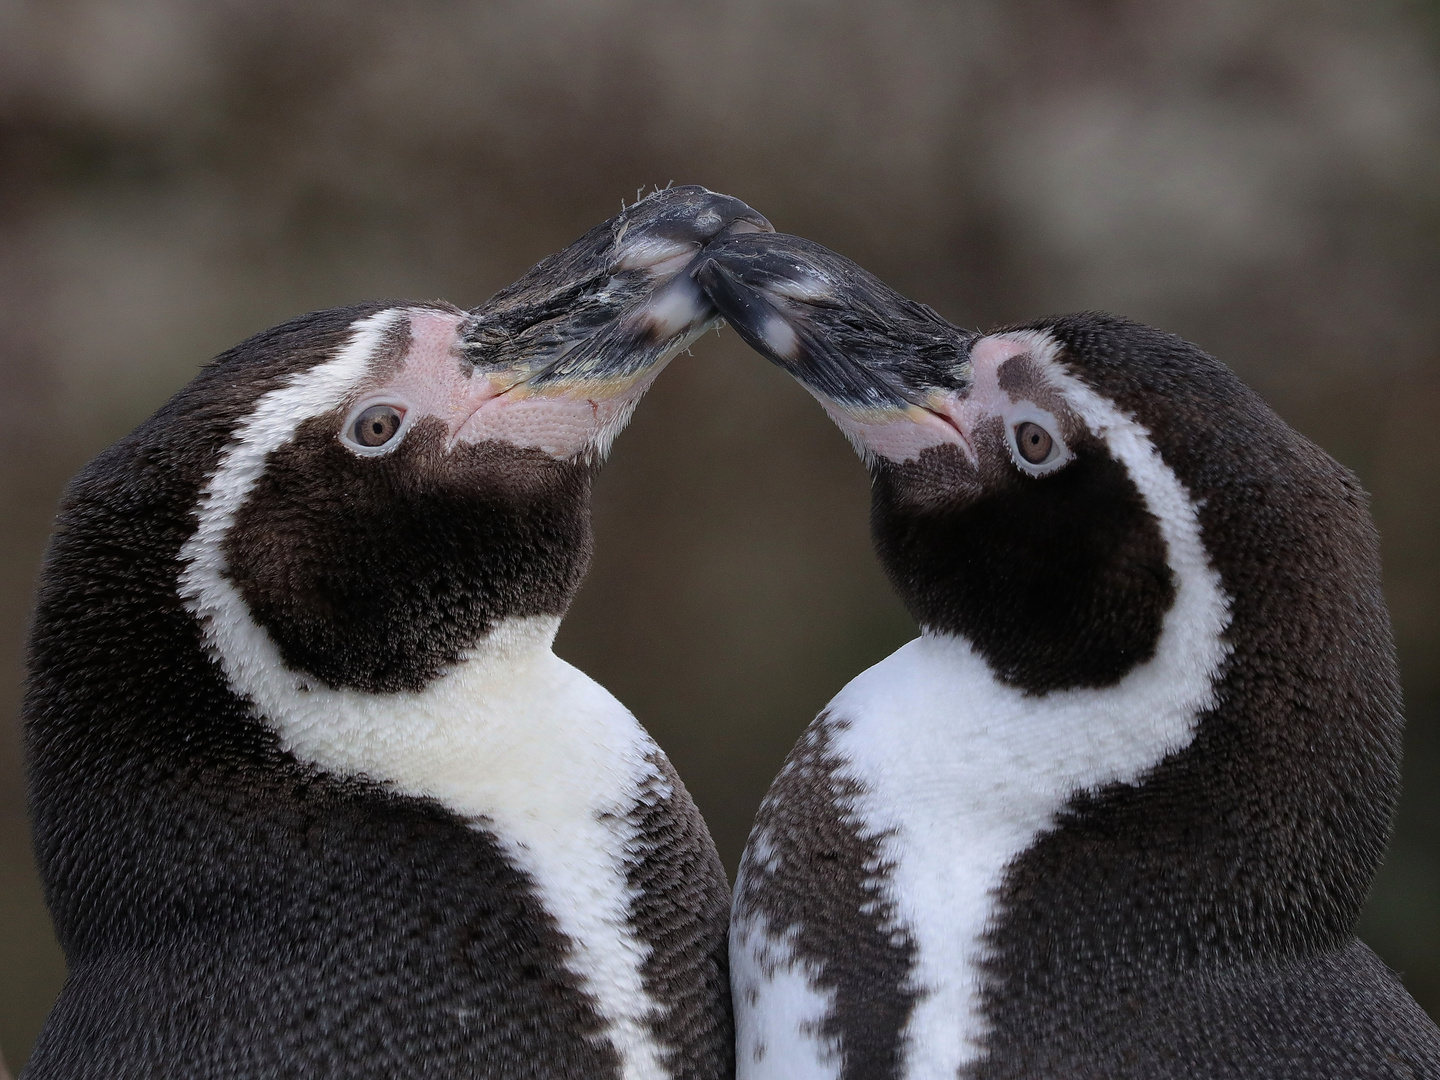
[[23, 186, 772, 1079], [695, 232, 1440, 1079]]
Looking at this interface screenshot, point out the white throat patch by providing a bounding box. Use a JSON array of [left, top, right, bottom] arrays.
[[176, 311, 670, 1080], [735, 329, 1233, 1080]]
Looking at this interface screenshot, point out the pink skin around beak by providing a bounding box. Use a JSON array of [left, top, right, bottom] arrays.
[[812, 333, 1076, 468], [343, 308, 665, 462]]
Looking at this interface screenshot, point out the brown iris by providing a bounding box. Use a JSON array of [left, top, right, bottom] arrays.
[[353, 404, 404, 447], [1015, 421, 1054, 465]]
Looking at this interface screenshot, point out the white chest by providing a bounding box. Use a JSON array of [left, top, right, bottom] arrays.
[[274, 629, 672, 1080], [736, 609, 1228, 1080], [735, 349, 1234, 1080], [837, 619, 1230, 1076], [186, 591, 672, 1080], [172, 314, 673, 1078]]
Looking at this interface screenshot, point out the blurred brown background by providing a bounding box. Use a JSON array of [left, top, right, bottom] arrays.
[[2, 0, 1439, 1067]]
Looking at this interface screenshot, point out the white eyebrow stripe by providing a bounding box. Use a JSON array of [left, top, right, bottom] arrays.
[[178, 308, 401, 674], [176, 306, 672, 1080]]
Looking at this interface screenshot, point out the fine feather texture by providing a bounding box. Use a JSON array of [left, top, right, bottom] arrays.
[[710, 261, 1440, 1077], [735, 330, 1231, 1078], [24, 297, 733, 1079], [26, 185, 767, 1077], [175, 330, 675, 1078]]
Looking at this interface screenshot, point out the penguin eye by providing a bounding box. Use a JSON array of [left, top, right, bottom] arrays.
[[1006, 412, 1073, 476], [1014, 422, 1055, 465], [347, 404, 407, 451]]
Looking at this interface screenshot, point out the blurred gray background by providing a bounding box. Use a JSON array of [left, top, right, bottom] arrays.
[[2, 0, 1439, 1067]]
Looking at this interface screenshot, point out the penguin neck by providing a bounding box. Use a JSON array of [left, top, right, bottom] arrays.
[[246, 613, 576, 789], [808, 416, 1232, 1075], [215, 609, 664, 849], [215, 610, 674, 1080], [831, 368, 1235, 851], [806, 618, 1217, 1075], [826, 549, 1227, 888]]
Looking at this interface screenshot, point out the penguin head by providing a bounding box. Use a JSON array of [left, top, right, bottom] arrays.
[[702, 231, 1402, 951], [698, 233, 1183, 693], [26, 190, 768, 966], [77, 186, 771, 699], [698, 233, 1387, 700]]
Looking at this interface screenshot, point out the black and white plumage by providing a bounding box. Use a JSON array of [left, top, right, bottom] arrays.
[[24, 187, 771, 1079], [698, 233, 1440, 1079]]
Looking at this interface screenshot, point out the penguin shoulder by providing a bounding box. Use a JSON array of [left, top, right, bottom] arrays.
[[221, 610, 656, 825], [458, 641, 663, 820], [828, 633, 985, 732]]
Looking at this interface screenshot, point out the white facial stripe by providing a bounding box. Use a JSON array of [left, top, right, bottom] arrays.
[[750, 328, 1233, 1078], [179, 308, 402, 656], [177, 310, 670, 1079]]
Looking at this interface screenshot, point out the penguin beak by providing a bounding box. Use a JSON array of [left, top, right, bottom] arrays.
[[694, 232, 977, 463], [455, 186, 772, 460]]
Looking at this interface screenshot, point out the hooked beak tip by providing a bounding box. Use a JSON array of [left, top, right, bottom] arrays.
[[695, 233, 976, 419]]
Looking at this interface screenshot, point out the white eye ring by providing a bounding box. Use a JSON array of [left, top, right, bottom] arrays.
[[1004, 404, 1073, 477], [340, 397, 414, 457]]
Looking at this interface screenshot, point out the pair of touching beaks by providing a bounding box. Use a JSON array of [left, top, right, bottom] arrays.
[[412, 184, 986, 465]]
